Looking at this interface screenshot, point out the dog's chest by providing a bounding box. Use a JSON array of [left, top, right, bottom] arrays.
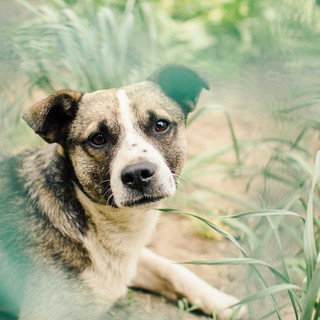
[[79, 202, 159, 305]]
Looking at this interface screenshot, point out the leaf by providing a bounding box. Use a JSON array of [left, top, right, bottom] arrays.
[[301, 264, 320, 320], [228, 209, 304, 220], [232, 284, 301, 307], [224, 111, 241, 167], [303, 151, 319, 283]]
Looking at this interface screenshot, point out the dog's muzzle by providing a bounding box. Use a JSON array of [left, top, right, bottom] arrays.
[[119, 161, 167, 207]]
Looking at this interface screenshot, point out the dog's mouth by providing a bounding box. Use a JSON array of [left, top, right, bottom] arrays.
[[122, 195, 164, 208]]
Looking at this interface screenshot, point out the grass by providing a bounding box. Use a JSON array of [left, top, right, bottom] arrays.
[[172, 103, 320, 318], [163, 151, 320, 318], [162, 146, 320, 320], [5, 0, 158, 92]]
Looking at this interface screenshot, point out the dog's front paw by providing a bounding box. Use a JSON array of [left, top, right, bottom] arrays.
[[194, 288, 247, 320], [212, 299, 247, 320]]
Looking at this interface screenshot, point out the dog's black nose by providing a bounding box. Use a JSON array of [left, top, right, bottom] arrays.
[[121, 161, 156, 191]]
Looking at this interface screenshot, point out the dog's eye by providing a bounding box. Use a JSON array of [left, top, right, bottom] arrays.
[[90, 133, 106, 146], [155, 120, 170, 133]]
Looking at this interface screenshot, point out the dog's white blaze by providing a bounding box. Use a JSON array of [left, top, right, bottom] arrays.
[[117, 89, 136, 143]]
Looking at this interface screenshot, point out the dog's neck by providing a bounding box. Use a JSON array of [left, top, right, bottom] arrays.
[[75, 186, 160, 305], [76, 186, 160, 252]]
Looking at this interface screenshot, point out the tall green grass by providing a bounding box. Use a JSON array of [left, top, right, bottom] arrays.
[[162, 150, 320, 319], [6, 0, 158, 92]]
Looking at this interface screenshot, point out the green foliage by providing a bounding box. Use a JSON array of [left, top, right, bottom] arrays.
[[3, 0, 320, 96], [165, 151, 320, 318], [175, 103, 320, 317], [6, 0, 158, 92], [150, 0, 320, 70]]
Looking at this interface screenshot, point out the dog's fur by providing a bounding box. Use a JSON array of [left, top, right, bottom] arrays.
[[0, 65, 245, 319]]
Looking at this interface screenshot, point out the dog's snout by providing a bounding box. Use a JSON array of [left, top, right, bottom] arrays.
[[121, 161, 156, 191]]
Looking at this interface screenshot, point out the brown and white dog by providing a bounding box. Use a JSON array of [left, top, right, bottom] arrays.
[[0, 65, 246, 319]]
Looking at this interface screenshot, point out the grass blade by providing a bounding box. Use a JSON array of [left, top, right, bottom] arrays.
[[301, 264, 320, 320], [266, 216, 300, 319], [303, 151, 319, 283], [180, 257, 291, 284], [228, 209, 304, 220], [159, 208, 247, 255], [233, 284, 301, 307], [224, 111, 241, 167]]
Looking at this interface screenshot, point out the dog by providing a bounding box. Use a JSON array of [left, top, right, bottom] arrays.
[[0, 65, 246, 319]]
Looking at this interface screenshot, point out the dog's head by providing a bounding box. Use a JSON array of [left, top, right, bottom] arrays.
[[23, 65, 209, 208]]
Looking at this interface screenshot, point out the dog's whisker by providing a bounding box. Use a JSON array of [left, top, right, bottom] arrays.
[[105, 190, 114, 205], [96, 186, 113, 206]]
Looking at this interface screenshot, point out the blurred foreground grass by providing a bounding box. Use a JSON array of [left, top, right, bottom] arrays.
[[1, 0, 320, 319]]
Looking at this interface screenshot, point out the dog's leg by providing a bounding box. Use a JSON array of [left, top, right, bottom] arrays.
[[131, 248, 246, 319]]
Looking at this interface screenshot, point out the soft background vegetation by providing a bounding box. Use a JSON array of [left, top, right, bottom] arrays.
[[1, 0, 320, 319]]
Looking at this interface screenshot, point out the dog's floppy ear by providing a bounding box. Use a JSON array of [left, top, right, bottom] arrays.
[[23, 89, 82, 144], [148, 64, 210, 115]]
